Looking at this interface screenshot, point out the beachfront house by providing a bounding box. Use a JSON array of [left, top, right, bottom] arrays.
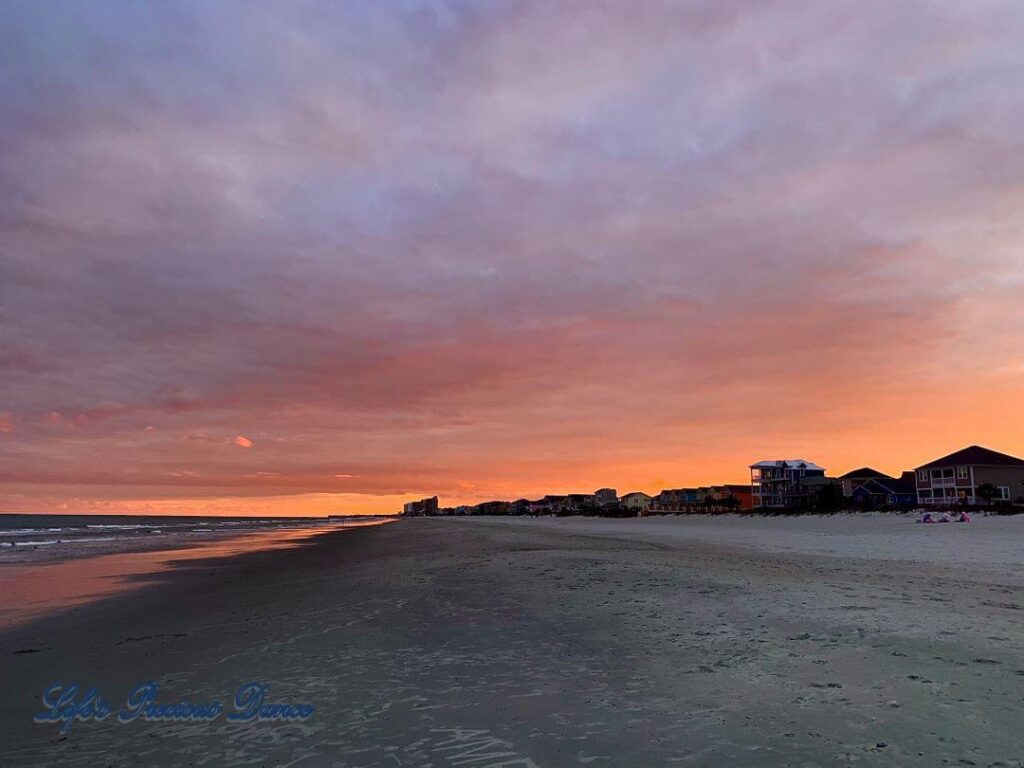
[[532, 495, 567, 515], [749, 460, 827, 509], [701, 484, 754, 510], [527, 498, 550, 515], [620, 492, 652, 514], [472, 500, 510, 515], [651, 489, 683, 512], [838, 468, 917, 508], [649, 488, 704, 513], [725, 484, 755, 509], [914, 445, 1024, 506], [838, 467, 891, 497], [594, 488, 619, 508], [564, 493, 597, 514]]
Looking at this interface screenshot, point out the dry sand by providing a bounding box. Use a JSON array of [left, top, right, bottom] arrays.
[[1, 513, 1022, 766]]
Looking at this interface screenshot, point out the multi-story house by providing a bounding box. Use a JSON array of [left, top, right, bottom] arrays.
[[594, 488, 619, 507], [650, 489, 681, 512], [838, 467, 891, 497], [915, 445, 1024, 506], [472, 500, 510, 515], [837, 468, 916, 507], [527, 495, 567, 515], [620, 492, 652, 513], [749, 460, 827, 508], [649, 488, 695, 512], [564, 493, 597, 513], [508, 499, 531, 515], [650, 488, 714, 513]]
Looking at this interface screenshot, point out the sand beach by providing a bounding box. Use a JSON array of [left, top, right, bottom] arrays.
[[2, 514, 1023, 766]]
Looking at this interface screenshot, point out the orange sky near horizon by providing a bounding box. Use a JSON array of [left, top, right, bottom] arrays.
[[3, 3, 1024, 517]]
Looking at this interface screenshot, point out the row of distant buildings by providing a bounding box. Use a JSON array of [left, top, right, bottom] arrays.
[[751, 445, 1024, 509], [402, 445, 1024, 517], [405, 484, 755, 518]]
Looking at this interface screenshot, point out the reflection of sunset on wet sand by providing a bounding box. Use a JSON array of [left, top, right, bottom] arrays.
[[0, 519, 391, 628]]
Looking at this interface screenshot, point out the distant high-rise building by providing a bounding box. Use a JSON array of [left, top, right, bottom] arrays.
[[402, 496, 438, 516]]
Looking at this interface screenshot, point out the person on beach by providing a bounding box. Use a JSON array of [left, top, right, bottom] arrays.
[[919, 512, 933, 524], [958, 510, 971, 523]]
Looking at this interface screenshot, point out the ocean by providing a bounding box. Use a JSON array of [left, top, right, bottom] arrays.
[[0, 514, 364, 561], [0, 514, 393, 626]]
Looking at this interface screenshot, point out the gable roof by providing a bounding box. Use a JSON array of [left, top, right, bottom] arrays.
[[852, 473, 917, 496], [852, 478, 893, 495], [838, 467, 893, 481], [916, 445, 1024, 470]]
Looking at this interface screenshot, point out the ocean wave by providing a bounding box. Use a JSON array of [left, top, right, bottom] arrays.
[[1, 527, 77, 536]]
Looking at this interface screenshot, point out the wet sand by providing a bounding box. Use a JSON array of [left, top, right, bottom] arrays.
[[0, 524, 366, 629], [1, 515, 1023, 766]]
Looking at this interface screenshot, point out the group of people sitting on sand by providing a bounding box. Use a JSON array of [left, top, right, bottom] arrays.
[[919, 510, 971, 524]]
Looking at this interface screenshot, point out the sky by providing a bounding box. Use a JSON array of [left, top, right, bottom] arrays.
[[2, 1, 1024, 516]]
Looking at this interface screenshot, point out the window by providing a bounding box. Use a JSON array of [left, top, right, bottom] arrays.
[[942, 468, 954, 478], [956, 466, 969, 480], [918, 469, 928, 482], [997, 486, 1011, 500], [931, 469, 943, 480], [751, 469, 761, 480], [919, 489, 932, 499]]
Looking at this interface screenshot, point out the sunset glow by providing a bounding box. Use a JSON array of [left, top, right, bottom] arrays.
[[2, 2, 1024, 516]]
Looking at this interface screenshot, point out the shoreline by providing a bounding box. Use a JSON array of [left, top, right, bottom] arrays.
[[0, 513, 390, 566], [0, 520, 392, 630]]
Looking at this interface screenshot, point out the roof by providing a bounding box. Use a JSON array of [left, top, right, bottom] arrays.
[[852, 478, 892, 495], [853, 473, 916, 496], [722, 484, 752, 493], [749, 459, 825, 471], [837, 467, 893, 481], [621, 491, 652, 499], [916, 445, 1024, 470]]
